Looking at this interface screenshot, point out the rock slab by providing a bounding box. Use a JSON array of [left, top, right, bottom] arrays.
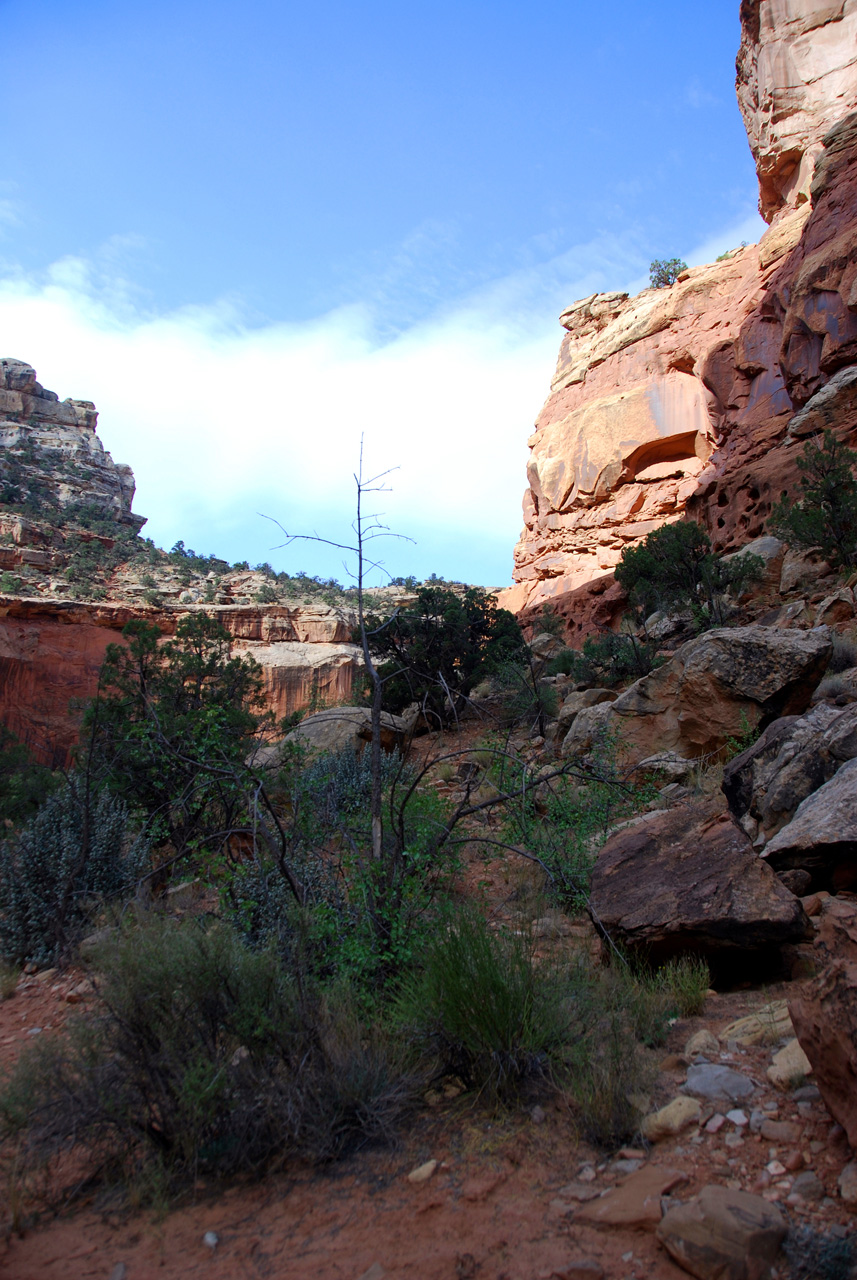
[[657, 1185, 788, 1280]]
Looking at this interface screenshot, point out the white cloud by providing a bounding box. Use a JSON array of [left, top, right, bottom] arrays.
[[0, 208, 764, 585]]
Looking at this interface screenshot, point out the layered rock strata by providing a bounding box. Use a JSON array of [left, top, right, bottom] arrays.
[[0, 359, 142, 529], [0, 597, 361, 765], [503, 2, 857, 636]]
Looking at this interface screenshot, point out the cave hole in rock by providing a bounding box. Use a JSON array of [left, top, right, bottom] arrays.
[[621, 431, 705, 485]]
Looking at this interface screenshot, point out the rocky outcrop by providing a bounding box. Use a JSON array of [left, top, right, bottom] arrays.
[[657, 1184, 788, 1280], [789, 897, 857, 1148], [0, 597, 362, 764], [723, 702, 857, 844], [737, 0, 857, 222], [588, 799, 809, 970], [282, 706, 409, 757], [0, 359, 142, 529], [502, 7, 857, 636], [564, 625, 831, 762], [762, 757, 857, 890]]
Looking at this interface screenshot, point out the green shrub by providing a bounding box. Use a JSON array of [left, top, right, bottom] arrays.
[[0, 917, 413, 1196], [650, 258, 687, 288], [397, 908, 566, 1101], [616, 521, 763, 627], [0, 783, 148, 966], [770, 428, 857, 570], [659, 955, 710, 1017], [558, 632, 663, 688], [0, 723, 57, 828]]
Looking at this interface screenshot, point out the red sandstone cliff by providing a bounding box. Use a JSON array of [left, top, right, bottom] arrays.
[[502, 0, 857, 637]]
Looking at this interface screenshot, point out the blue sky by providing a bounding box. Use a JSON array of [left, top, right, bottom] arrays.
[[0, 0, 764, 586]]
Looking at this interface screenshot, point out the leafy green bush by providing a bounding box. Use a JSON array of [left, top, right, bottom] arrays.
[[0, 783, 148, 966], [364, 585, 526, 726], [553, 632, 663, 688], [0, 917, 414, 1197], [615, 521, 763, 627], [770, 429, 857, 569], [650, 258, 687, 288]]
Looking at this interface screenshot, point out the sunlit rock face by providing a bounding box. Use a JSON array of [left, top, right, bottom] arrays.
[[737, 0, 857, 222], [502, 0, 857, 631]]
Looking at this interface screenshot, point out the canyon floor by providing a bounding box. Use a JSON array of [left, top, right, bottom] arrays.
[[0, 892, 852, 1280]]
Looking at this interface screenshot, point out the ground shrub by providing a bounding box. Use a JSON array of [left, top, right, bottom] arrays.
[[770, 428, 857, 570], [0, 782, 148, 966], [0, 916, 414, 1198], [559, 632, 663, 688], [828, 631, 857, 674], [396, 908, 567, 1101]]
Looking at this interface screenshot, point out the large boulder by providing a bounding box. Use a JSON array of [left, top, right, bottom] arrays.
[[588, 799, 809, 970], [567, 626, 832, 764], [762, 758, 857, 892], [789, 899, 857, 1149], [723, 703, 857, 844], [283, 706, 409, 756], [657, 1185, 787, 1280]]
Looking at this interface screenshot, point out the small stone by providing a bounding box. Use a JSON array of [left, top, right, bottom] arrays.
[[760, 1119, 801, 1142], [618, 1147, 646, 1160], [551, 1261, 604, 1280], [766, 1039, 812, 1090], [357, 1266, 385, 1280], [407, 1159, 438, 1185], [752, 1170, 772, 1193], [705, 1114, 726, 1134], [791, 1170, 825, 1202], [531, 1105, 546, 1124], [556, 1183, 601, 1203], [577, 1165, 597, 1183], [766, 1160, 787, 1177], [726, 1109, 748, 1127], [202, 1232, 219, 1251], [109, 1266, 127, 1280], [784, 1150, 804, 1173], [838, 1160, 857, 1207], [684, 1029, 719, 1059], [641, 1096, 701, 1142], [792, 1084, 820, 1102], [724, 1133, 745, 1149], [749, 1108, 766, 1133], [683, 1063, 756, 1103], [611, 1158, 643, 1176]]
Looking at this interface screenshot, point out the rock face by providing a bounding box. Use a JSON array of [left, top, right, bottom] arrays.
[[0, 359, 142, 529], [762, 757, 857, 889], [0, 597, 362, 765], [564, 625, 831, 762], [588, 799, 809, 969], [502, 7, 857, 636], [737, 0, 857, 222], [789, 897, 857, 1147]]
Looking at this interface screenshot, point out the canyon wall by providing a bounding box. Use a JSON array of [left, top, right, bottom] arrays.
[[0, 363, 363, 762], [503, 0, 857, 637], [0, 598, 360, 765]]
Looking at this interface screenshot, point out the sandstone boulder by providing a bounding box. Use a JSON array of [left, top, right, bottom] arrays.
[[762, 757, 857, 891], [283, 706, 409, 757], [554, 688, 617, 744], [573, 627, 832, 765], [657, 1185, 787, 1280], [789, 898, 857, 1147], [722, 703, 856, 843], [588, 800, 808, 969]]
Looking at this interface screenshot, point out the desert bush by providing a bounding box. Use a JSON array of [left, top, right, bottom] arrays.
[[397, 908, 566, 1101], [783, 1225, 853, 1280], [650, 258, 687, 288], [828, 631, 857, 674], [0, 723, 57, 828], [558, 632, 663, 688], [659, 955, 710, 1017], [616, 521, 763, 627], [0, 916, 414, 1197], [770, 429, 857, 570], [364, 584, 526, 726], [0, 782, 148, 966]]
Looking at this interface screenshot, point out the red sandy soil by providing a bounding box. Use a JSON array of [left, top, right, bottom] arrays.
[[0, 965, 853, 1280]]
